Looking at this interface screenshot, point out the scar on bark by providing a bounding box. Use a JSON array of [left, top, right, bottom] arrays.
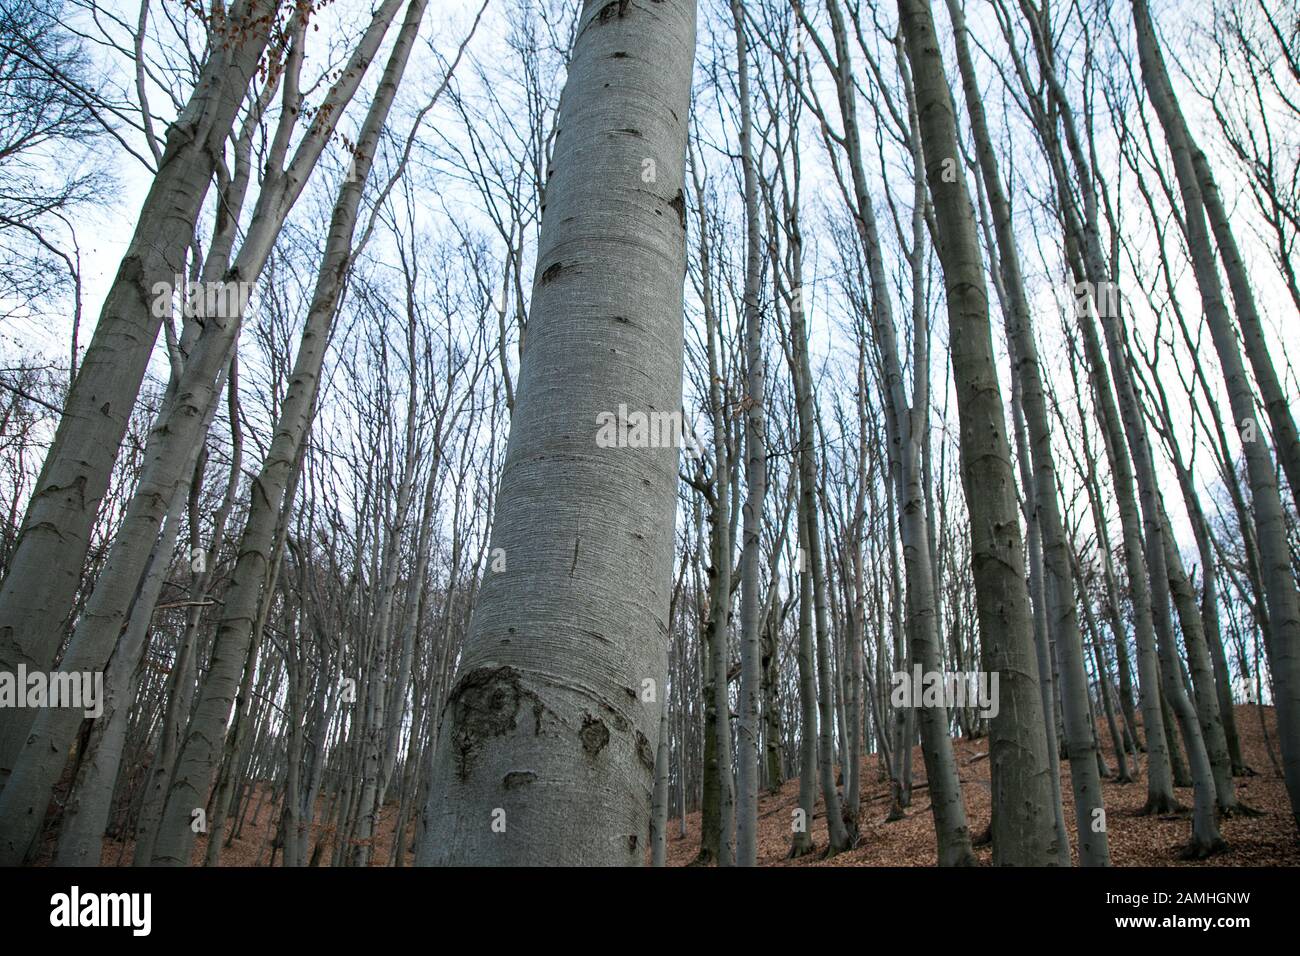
[[541, 262, 563, 284], [580, 713, 609, 756], [447, 666, 546, 781], [34, 474, 87, 512], [635, 730, 655, 770], [502, 770, 536, 789], [595, 0, 631, 23], [669, 190, 686, 230], [118, 253, 148, 307]]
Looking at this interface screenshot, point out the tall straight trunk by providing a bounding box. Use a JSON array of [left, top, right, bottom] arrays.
[[948, 0, 1104, 865], [687, 137, 733, 866], [731, 0, 766, 868], [1130, 0, 1300, 835], [975, 139, 1070, 860], [776, 185, 823, 857], [804, 0, 970, 863], [148, 0, 421, 865], [784, 250, 849, 857], [416, 0, 696, 866], [650, 691, 671, 866], [791, 504, 818, 858], [1055, 107, 1177, 817], [0, 0, 276, 785], [705, 326, 736, 868], [897, 0, 1057, 866], [809, 451, 849, 854]]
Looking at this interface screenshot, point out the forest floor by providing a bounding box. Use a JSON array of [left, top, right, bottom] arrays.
[[664, 704, 1299, 866], [51, 703, 1298, 866]]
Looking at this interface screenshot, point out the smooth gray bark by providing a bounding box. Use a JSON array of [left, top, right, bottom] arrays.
[[0, 0, 276, 786], [898, 0, 1057, 866], [731, 0, 766, 869], [416, 0, 696, 866], [1130, 0, 1300, 836]]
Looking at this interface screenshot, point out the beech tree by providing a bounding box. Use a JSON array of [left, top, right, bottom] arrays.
[[1, 0, 1295, 872], [416, 0, 697, 867]]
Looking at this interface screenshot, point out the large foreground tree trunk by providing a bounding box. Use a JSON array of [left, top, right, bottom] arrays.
[[416, 0, 697, 866]]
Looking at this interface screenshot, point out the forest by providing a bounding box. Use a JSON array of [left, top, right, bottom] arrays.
[[0, 0, 1296, 873]]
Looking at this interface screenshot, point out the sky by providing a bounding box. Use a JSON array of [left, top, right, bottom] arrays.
[[2, 0, 1296, 590]]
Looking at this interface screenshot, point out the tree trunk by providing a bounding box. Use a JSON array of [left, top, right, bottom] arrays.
[[415, 0, 696, 866], [731, 0, 766, 868], [948, 0, 1105, 864], [1130, 0, 1300, 836], [897, 0, 1058, 866], [0, 0, 276, 787]]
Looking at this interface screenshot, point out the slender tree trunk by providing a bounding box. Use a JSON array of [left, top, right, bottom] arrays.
[[897, 0, 1057, 866], [731, 0, 766, 868], [0, 0, 277, 786], [948, 0, 1105, 864], [1130, 0, 1300, 835]]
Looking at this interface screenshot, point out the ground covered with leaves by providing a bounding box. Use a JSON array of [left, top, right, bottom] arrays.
[[41, 704, 1296, 866], [664, 704, 1298, 866]]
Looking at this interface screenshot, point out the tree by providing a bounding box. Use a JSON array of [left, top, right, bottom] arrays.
[[0, 0, 278, 786], [731, 0, 767, 869], [416, 0, 697, 867], [897, 0, 1060, 867], [1130, 0, 1300, 835], [947, 0, 1104, 865]]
